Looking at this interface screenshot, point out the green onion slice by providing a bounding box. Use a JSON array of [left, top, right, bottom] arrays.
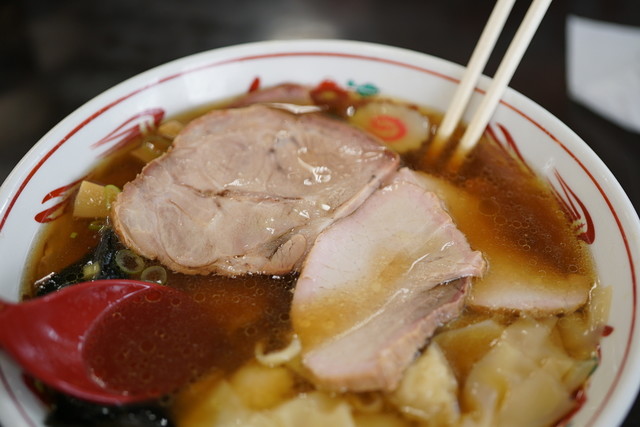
[[141, 265, 167, 285], [115, 249, 145, 274]]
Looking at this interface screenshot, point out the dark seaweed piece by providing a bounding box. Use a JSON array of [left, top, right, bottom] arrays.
[[45, 393, 175, 427], [30, 227, 173, 426], [35, 227, 129, 297]]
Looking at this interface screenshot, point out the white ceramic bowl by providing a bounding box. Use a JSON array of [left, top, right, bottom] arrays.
[[1, 40, 639, 427]]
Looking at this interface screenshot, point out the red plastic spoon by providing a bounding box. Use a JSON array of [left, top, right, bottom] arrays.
[[0, 279, 219, 405]]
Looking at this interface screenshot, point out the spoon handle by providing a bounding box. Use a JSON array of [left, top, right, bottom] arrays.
[[0, 299, 11, 315], [0, 299, 14, 346]]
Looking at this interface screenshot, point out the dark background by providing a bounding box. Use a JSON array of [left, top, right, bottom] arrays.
[[1, 0, 639, 425]]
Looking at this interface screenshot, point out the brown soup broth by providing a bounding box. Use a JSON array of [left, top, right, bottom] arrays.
[[22, 87, 599, 424]]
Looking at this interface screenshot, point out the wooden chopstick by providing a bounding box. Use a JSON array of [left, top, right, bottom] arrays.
[[428, 0, 516, 160], [427, 0, 553, 170]]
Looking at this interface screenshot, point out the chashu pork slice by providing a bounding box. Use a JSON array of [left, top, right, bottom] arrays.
[[112, 104, 399, 276], [228, 83, 313, 108], [393, 168, 593, 316], [291, 170, 485, 392]]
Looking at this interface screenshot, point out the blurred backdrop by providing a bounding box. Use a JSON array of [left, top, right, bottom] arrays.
[[1, 0, 639, 425]]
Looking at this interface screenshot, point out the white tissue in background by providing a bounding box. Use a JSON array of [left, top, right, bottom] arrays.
[[567, 15, 640, 134]]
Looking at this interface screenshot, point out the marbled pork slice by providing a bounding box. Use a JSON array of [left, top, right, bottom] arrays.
[[393, 168, 593, 316], [112, 104, 399, 276], [291, 171, 485, 392], [228, 83, 313, 108]]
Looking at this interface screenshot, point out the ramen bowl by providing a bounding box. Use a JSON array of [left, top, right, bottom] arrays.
[[1, 40, 639, 426]]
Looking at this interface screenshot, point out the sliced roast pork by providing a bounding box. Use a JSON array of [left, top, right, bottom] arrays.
[[112, 104, 399, 275], [229, 83, 313, 108], [398, 168, 592, 315], [291, 170, 485, 392]]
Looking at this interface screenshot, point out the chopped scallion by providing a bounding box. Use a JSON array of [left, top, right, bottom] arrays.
[[88, 220, 105, 231], [103, 185, 121, 210], [141, 265, 168, 285], [82, 262, 101, 280], [115, 249, 145, 274]]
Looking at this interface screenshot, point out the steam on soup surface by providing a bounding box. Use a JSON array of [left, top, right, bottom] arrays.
[[23, 81, 610, 427]]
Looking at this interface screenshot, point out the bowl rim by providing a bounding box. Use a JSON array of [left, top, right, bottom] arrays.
[[1, 38, 639, 427]]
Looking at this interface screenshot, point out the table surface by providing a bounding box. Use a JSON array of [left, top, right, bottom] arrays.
[[1, 0, 639, 425]]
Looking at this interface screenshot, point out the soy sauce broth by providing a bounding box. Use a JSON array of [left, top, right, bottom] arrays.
[[21, 83, 600, 426]]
